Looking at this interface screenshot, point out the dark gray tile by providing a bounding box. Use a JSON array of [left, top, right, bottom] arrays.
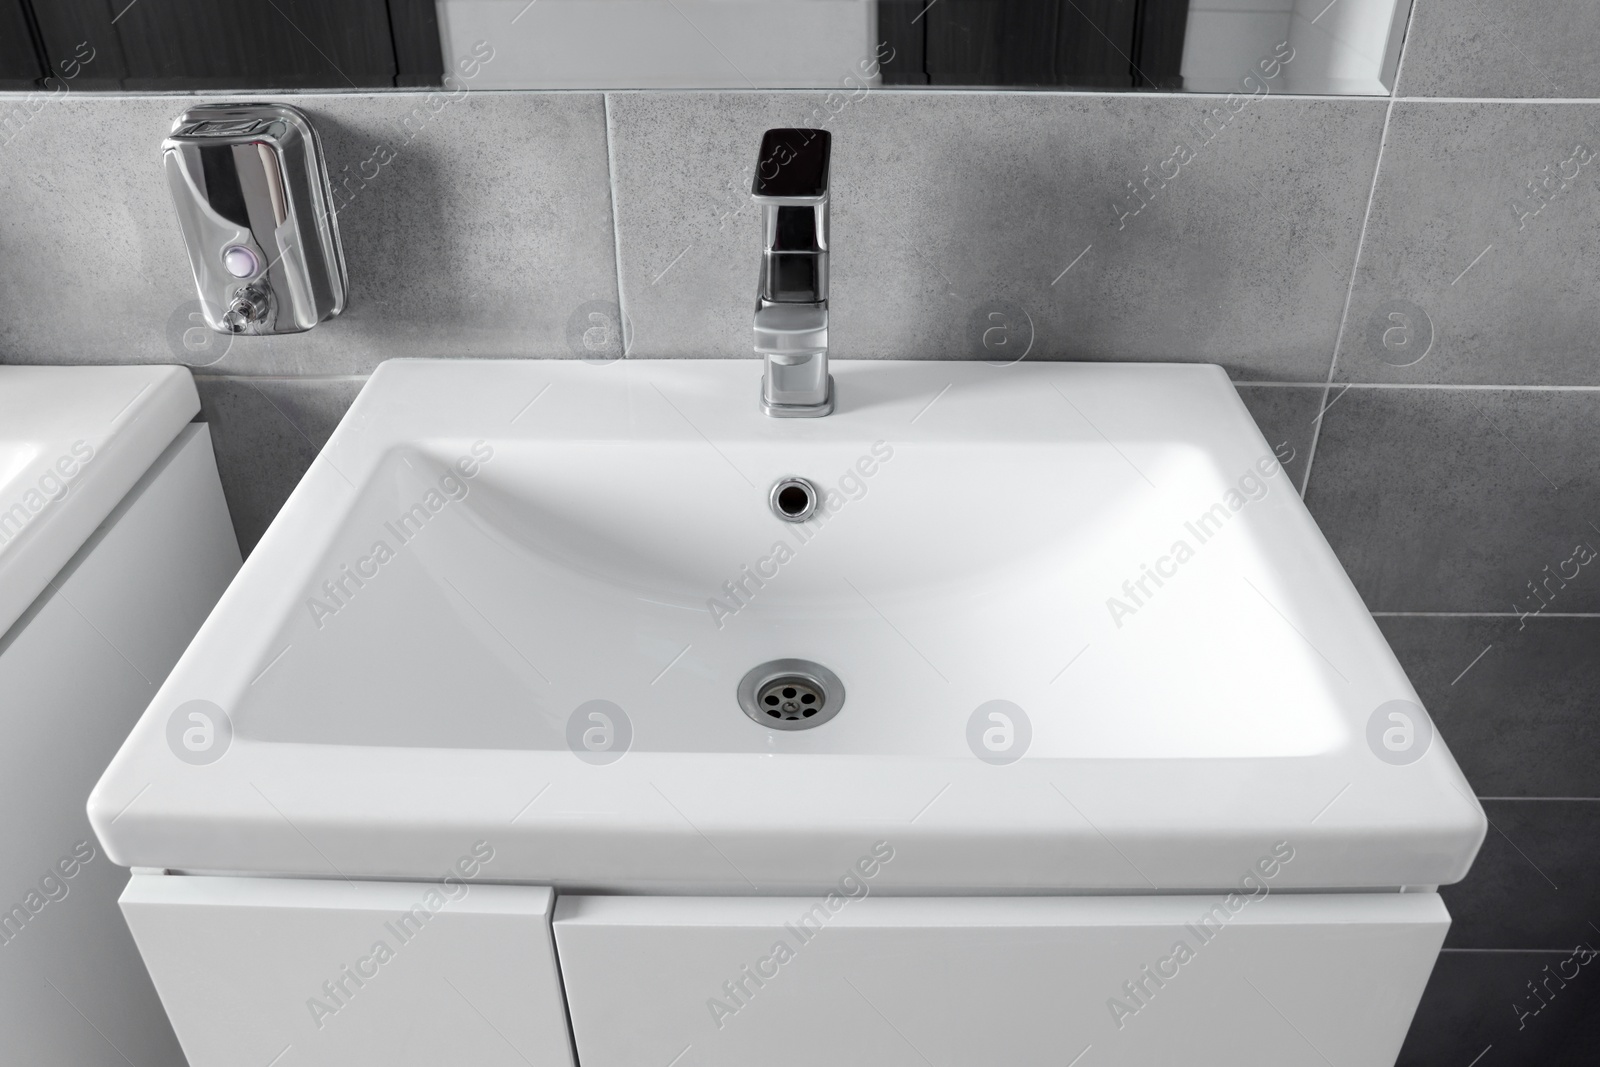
[[1234, 385, 1323, 494], [0, 92, 618, 373], [1337, 102, 1600, 385], [1398, 950, 1600, 1067], [1441, 800, 1600, 950], [1397, 0, 1600, 99], [1304, 388, 1600, 612], [607, 91, 1385, 381], [1378, 616, 1600, 799], [195, 376, 365, 555]]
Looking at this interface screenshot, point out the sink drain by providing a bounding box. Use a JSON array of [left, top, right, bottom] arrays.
[[769, 477, 818, 523], [737, 659, 844, 730]]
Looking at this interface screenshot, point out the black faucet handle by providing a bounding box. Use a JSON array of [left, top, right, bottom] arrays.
[[753, 129, 830, 200]]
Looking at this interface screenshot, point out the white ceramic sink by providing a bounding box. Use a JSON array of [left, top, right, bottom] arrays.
[[0, 365, 199, 637], [91, 359, 1484, 893]]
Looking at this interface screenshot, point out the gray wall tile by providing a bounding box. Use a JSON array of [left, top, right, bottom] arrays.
[[1305, 388, 1600, 612], [195, 375, 365, 554], [1234, 384, 1324, 493], [1441, 799, 1600, 950], [607, 91, 1385, 381], [1378, 616, 1600, 798], [1397, 0, 1600, 100], [1337, 101, 1600, 385], [1399, 950, 1600, 1067], [0, 92, 617, 374]]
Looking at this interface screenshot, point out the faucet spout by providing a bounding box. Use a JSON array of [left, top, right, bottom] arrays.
[[752, 129, 833, 417]]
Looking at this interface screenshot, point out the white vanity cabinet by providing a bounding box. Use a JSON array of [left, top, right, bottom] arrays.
[[119, 873, 576, 1067], [554, 892, 1449, 1067], [0, 366, 238, 1067], [118, 876, 1450, 1067]]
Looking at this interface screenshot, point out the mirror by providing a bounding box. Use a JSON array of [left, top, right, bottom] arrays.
[[0, 0, 1410, 97]]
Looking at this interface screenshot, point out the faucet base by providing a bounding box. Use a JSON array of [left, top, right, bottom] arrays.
[[760, 375, 835, 418]]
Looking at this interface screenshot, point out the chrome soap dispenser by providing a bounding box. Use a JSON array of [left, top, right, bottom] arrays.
[[162, 103, 347, 335]]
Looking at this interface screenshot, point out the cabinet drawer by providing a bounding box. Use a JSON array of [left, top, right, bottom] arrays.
[[121, 872, 574, 1067], [554, 892, 1447, 1067]]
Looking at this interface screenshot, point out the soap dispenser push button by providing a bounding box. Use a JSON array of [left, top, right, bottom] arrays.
[[222, 245, 260, 279]]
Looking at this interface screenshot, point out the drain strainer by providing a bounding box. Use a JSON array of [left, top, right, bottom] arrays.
[[737, 658, 845, 730]]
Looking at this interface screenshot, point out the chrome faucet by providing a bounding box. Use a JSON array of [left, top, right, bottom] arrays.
[[752, 129, 833, 417]]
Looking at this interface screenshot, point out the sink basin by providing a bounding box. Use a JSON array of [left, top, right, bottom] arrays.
[[91, 359, 1484, 893]]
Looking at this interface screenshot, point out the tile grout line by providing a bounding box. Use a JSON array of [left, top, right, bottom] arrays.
[[1299, 0, 1418, 495], [1446, 953, 1600, 959], [602, 92, 631, 357], [1302, 34, 1408, 500], [1478, 797, 1600, 802], [1394, 95, 1600, 104], [1235, 382, 1600, 391], [1388, 0, 1420, 99], [1371, 610, 1600, 617]]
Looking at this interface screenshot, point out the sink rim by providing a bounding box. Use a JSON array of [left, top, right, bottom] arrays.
[[88, 358, 1487, 893]]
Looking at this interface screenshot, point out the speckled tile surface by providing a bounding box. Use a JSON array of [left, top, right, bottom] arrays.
[[1304, 387, 1600, 612], [607, 90, 1385, 380], [1397, 0, 1600, 99], [195, 374, 365, 552], [1234, 383, 1324, 493], [0, 92, 618, 373], [1336, 101, 1600, 385]]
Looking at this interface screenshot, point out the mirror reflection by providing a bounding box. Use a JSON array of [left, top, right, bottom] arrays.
[[0, 0, 1411, 96]]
